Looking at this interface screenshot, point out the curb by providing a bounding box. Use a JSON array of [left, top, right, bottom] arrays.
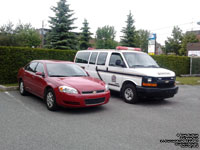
[[0, 85, 18, 91]]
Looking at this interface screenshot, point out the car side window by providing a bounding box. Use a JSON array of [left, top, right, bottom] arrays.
[[25, 62, 38, 72], [35, 63, 44, 73], [75, 52, 90, 64], [109, 53, 125, 67], [97, 52, 108, 65], [89, 52, 98, 64]]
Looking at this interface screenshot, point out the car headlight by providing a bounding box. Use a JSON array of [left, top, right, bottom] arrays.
[[58, 86, 78, 94], [105, 84, 109, 91]]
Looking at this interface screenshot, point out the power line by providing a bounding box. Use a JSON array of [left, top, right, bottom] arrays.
[[151, 21, 198, 31]]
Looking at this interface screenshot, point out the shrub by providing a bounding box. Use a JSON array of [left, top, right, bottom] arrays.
[[0, 46, 77, 84], [152, 55, 190, 76], [0, 46, 190, 84]]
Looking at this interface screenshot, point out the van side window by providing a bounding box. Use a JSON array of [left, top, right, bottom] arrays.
[[75, 52, 90, 64], [89, 52, 98, 64], [97, 52, 108, 65], [109, 53, 125, 67]]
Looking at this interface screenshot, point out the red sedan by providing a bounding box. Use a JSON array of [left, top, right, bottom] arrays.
[[17, 60, 110, 111]]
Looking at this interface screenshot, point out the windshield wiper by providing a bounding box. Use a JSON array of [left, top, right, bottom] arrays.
[[131, 65, 146, 68], [71, 75, 87, 77], [146, 65, 159, 68], [49, 75, 69, 77]]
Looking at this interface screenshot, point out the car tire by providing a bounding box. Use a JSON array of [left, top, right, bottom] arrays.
[[45, 89, 58, 111], [122, 84, 138, 104], [19, 80, 27, 95]]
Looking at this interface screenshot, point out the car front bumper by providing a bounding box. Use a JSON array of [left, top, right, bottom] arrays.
[[136, 86, 179, 99], [55, 90, 110, 108]]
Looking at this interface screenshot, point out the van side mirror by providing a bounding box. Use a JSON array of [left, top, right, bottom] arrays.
[[115, 60, 125, 67]]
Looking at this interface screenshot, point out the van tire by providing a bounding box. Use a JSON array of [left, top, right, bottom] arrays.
[[122, 84, 138, 104]]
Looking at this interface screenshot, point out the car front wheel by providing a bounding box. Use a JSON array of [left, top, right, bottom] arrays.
[[122, 84, 138, 104], [45, 89, 58, 111]]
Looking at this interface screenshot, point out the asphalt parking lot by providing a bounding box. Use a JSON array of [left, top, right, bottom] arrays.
[[0, 85, 199, 150]]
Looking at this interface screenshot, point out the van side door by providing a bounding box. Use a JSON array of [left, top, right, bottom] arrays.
[[96, 52, 108, 82], [107, 52, 126, 91], [87, 52, 99, 78]]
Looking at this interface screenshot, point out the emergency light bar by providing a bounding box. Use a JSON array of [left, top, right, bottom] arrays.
[[116, 46, 141, 51], [87, 47, 95, 50]]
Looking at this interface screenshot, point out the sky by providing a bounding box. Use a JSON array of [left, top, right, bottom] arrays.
[[0, 0, 200, 45]]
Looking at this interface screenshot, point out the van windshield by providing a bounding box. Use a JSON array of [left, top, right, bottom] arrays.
[[123, 52, 159, 68]]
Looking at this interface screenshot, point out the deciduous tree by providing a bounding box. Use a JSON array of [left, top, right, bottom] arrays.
[[165, 26, 183, 55], [179, 32, 199, 56], [95, 26, 118, 49]]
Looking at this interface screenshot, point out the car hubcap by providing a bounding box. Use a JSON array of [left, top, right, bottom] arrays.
[[47, 92, 54, 108], [20, 82, 24, 93], [124, 88, 134, 101]]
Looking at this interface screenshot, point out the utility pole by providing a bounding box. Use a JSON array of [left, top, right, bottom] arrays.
[[41, 20, 44, 48], [155, 34, 157, 55]]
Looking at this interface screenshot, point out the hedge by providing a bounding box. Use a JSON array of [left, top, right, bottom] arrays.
[[0, 46, 77, 84], [0, 46, 190, 84], [152, 55, 190, 76]]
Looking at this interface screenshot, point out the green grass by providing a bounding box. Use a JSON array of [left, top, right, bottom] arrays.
[[2, 83, 18, 87], [176, 77, 200, 85]]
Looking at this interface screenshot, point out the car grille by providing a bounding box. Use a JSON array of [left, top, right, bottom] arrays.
[[85, 97, 105, 105], [157, 77, 175, 88], [82, 90, 105, 94]]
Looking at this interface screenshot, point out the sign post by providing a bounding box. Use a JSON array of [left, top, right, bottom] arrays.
[[148, 33, 156, 55]]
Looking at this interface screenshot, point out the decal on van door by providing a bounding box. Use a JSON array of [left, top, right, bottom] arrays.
[[111, 75, 116, 82]]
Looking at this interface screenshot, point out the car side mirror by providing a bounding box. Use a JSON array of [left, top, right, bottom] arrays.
[[86, 71, 90, 76], [36, 72, 45, 77]]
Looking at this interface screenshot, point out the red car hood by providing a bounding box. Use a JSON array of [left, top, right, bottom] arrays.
[[52, 77, 105, 92]]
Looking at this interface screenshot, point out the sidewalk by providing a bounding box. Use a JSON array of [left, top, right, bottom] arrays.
[[0, 85, 18, 91]]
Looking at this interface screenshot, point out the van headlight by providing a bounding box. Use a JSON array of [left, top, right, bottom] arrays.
[[59, 86, 78, 94], [105, 84, 109, 91], [142, 77, 157, 87]]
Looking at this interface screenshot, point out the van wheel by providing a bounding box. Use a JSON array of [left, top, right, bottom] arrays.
[[122, 84, 138, 104], [45, 89, 58, 111], [19, 80, 27, 95]]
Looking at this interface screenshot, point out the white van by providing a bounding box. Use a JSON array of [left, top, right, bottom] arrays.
[[74, 46, 178, 103]]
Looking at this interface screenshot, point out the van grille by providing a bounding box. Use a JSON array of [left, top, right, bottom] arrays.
[[157, 77, 175, 88]]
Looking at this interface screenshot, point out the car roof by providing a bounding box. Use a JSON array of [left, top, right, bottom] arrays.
[[32, 60, 74, 64]]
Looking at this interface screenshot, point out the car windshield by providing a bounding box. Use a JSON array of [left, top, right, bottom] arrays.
[[123, 52, 159, 68], [46, 63, 88, 77]]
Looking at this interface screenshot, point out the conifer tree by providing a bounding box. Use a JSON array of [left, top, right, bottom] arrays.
[[47, 0, 77, 50], [121, 11, 136, 47], [79, 19, 92, 49]]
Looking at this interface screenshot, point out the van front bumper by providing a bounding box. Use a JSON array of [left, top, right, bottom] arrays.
[[136, 86, 179, 98]]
